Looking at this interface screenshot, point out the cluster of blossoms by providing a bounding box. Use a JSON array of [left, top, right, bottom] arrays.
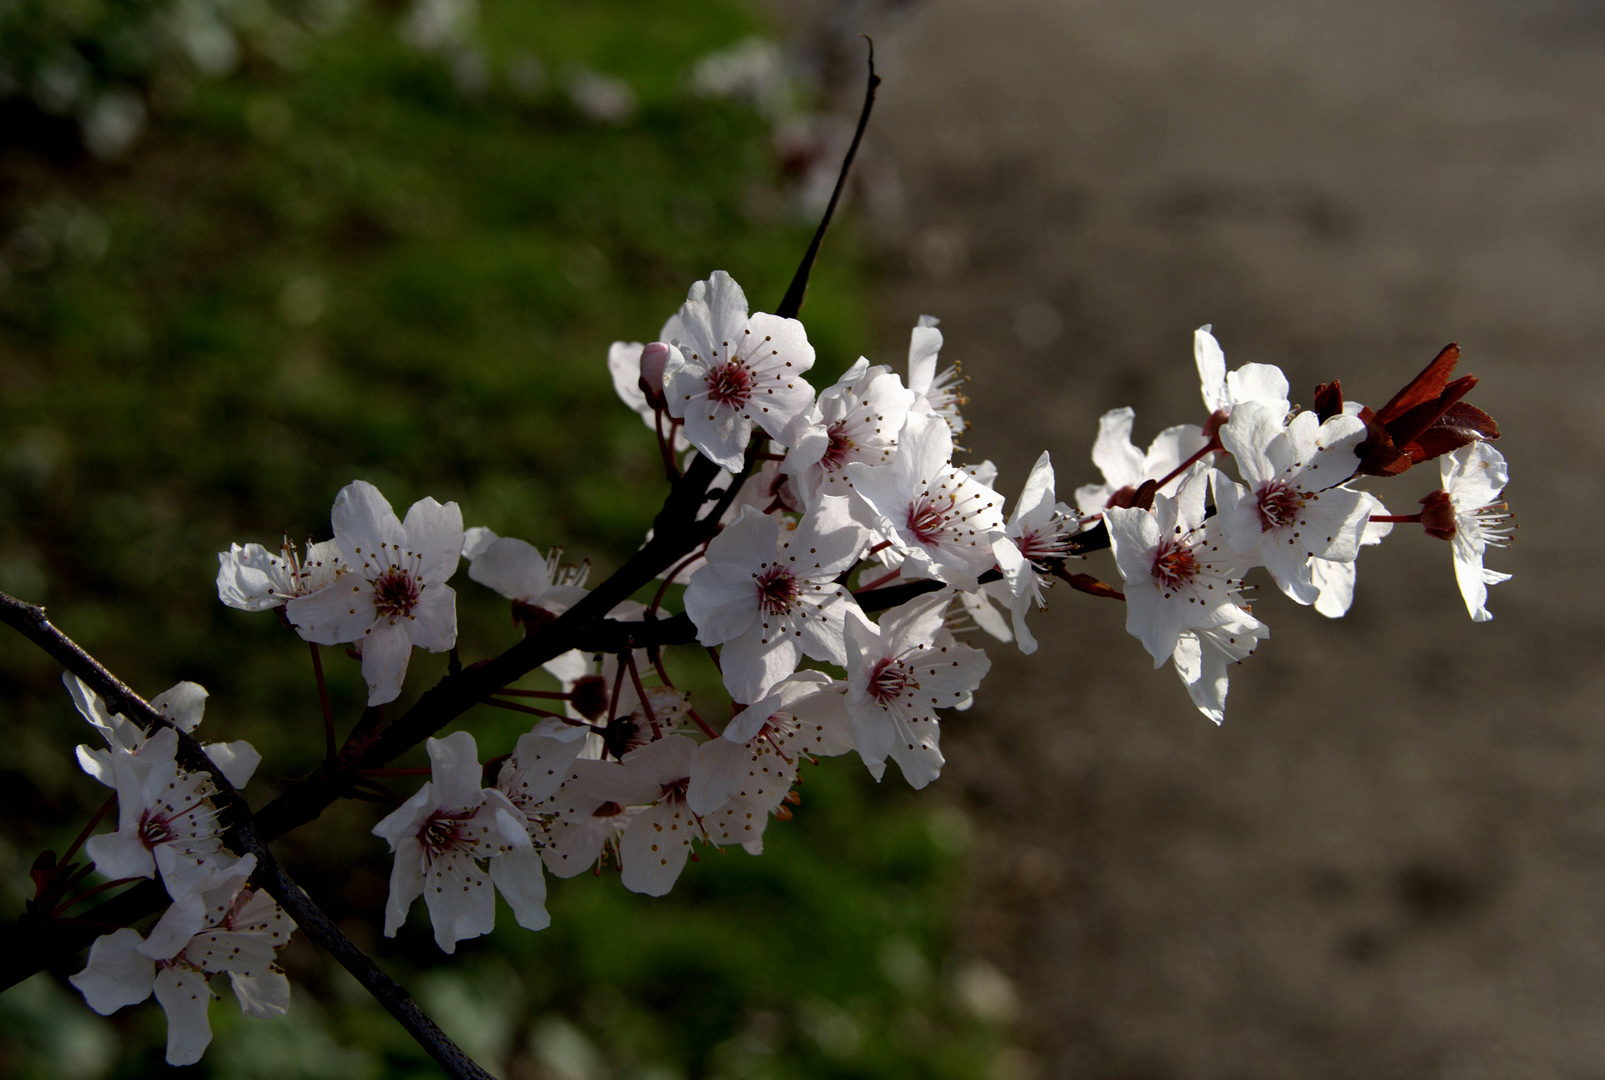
[[51, 269, 1511, 1064], [60, 676, 292, 1063]]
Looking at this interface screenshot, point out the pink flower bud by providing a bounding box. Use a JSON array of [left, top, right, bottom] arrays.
[[638, 342, 671, 410]]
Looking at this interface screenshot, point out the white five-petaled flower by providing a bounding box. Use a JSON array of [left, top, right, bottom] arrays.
[[371, 731, 534, 953], [68, 675, 260, 792], [684, 498, 868, 704], [844, 594, 991, 789], [846, 413, 1006, 589], [462, 526, 590, 619], [1105, 471, 1266, 722], [1194, 324, 1291, 420], [1073, 406, 1208, 514], [1213, 403, 1373, 605], [286, 480, 463, 706], [990, 451, 1079, 654], [782, 357, 917, 508], [688, 671, 854, 851], [70, 855, 294, 1066], [905, 314, 967, 435], [1433, 441, 1513, 622], [216, 537, 346, 612], [662, 271, 817, 470], [83, 731, 236, 899]]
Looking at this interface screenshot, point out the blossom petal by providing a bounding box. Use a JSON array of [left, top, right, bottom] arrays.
[[423, 851, 496, 953], [360, 621, 414, 706], [331, 481, 407, 570], [70, 928, 154, 1015], [402, 496, 464, 584], [285, 580, 376, 646], [153, 965, 214, 1065], [490, 847, 551, 931], [229, 970, 290, 1019]]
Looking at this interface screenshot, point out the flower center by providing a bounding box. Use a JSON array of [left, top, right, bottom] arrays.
[[907, 494, 955, 545], [820, 423, 853, 470], [373, 570, 420, 619], [419, 808, 473, 858], [1255, 480, 1306, 531], [706, 362, 753, 407], [755, 564, 799, 616], [868, 657, 912, 705], [659, 777, 689, 802], [1152, 537, 1198, 591], [138, 809, 174, 849]]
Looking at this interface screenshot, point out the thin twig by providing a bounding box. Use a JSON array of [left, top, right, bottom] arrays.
[[776, 38, 880, 320]]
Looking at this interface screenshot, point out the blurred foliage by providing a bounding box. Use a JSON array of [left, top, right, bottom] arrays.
[[0, 1, 1005, 1077]]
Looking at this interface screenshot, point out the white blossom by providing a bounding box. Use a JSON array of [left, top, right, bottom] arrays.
[[286, 481, 463, 706], [1435, 441, 1513, 622], [1073, 406, 1208, 514], [68, 675, 259, 791], [371, 732, 532, 953], [905, 315, 967, 435], [847, 413, 1005, 589], [83, 732, 236, 898], [782, 357, 916, 507], [688, 671, 853, 852], [662, 271, 817, 470], [487, 726, 591, 931], [1194, 324, 1291, 419], [843, 595, 990, 789], [1105, 471, 1265, 721], [685, 498, 867, 703], [70, 855, 294, 1066], [216, 537, 345, 611], [462, 526, 589, 619], [989, 451, 1079, 654], [1214, 403, 1373, 605]]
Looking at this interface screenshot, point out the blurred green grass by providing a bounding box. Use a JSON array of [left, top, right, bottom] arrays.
[[0, 2, 1004, 1077]]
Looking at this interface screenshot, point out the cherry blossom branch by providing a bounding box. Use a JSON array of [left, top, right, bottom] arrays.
[[0, 592, 497, 1080], [0, 49, 885, 994]]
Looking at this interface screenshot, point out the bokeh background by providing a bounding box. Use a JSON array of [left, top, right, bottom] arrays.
[[1, 1, 1597, 1078]]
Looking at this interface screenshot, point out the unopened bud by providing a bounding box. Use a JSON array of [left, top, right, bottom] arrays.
[[638, 342, 672, 410]]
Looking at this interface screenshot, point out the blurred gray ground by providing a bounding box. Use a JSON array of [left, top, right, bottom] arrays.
[[775, 1, 1605, 1076]]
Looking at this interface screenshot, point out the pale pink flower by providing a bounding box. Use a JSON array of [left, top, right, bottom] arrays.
[[684, 498, 867, 703], [68, 675, 259, 791], [1106, 471, 1260, 665], [371, 732, 532, 953], [1194, 324, 1290, 420], [846, 413, 1006, 589], [843, 595, 990, 789], [462, 526, 590, 619], [1073, 407, 1207, 514], [989, 451, 1079, 654], [1433, 441, 1513, 622], [216, 537, 345, 612], [1214, 403, 1373, 605], [783, 358, 916, 507], [662, 271, 817, 470], [84, 732, 237, 899], [286, 481, 463, 706], [70, 855, 294, 1066], [905, 315, 967, 435]]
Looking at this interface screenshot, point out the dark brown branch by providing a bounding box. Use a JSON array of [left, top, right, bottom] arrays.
[[0, 594, 497, 1080]]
